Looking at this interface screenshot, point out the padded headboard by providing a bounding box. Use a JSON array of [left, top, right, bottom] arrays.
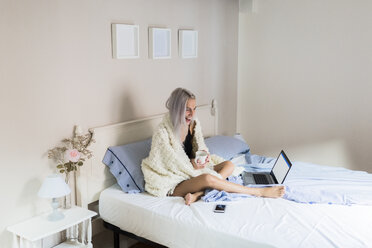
[[76, 100, 218, 208]]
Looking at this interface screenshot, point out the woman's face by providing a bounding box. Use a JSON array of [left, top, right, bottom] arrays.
[[185, 98, 196, 125]]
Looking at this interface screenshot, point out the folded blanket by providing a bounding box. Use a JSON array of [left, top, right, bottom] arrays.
[[202, 161, 372, 205]]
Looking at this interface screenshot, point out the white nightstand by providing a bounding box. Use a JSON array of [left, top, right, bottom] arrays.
[[7, 206, 97, 248]]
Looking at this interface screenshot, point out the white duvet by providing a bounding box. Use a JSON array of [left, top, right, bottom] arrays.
[[204, 161, 372, 205]]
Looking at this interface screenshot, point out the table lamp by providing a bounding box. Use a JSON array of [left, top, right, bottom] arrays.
[[38, 174, 71, 221]]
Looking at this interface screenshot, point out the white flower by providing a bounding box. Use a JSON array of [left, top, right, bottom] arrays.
[[65, 149, 81, 163]]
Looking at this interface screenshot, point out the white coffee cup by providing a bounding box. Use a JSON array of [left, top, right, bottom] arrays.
[[195, 150, 208, 164]]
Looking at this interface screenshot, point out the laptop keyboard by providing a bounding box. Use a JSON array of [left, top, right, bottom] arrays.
[[253, 174, 270, 184]]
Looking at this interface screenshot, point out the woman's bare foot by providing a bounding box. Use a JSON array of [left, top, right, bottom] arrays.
[[258, 186, 285, 198], [184, 193, 199, 205]]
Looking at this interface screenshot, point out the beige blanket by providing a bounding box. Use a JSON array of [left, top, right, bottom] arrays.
[[141, 113, 224, 197]]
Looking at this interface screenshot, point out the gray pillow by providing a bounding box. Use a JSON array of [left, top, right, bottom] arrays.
[[205, 135, 250, 161], [102, 138, 151, 193]]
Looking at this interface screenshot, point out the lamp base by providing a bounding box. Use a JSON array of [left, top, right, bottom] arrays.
[[48, 197, 65, 221]]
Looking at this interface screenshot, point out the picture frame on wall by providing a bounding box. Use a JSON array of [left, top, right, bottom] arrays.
[[149, 27, 171, 59], [179, 30, 198, 59], [111, 24, 139, 59]]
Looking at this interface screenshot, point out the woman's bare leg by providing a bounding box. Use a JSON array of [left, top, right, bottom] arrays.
[[182, 161, 235, 205], [173, 174, 285, 202], [213, 161, 234, 179]]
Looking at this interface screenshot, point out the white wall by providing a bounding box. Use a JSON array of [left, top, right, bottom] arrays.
[[238, 0, 372, 171], [0, 0, 238, 247]]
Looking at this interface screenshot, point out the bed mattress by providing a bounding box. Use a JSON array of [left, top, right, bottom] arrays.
[[99, 184, 372, 248]]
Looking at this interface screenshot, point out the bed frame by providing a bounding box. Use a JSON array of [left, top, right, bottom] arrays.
[[76, 100, 219, 247]]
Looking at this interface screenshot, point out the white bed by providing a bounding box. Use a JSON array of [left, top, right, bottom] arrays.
[[77, 101, 372, 248], [99, 184, 372, 248]]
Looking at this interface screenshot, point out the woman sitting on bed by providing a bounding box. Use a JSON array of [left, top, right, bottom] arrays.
[[141, 88, 285, 205]]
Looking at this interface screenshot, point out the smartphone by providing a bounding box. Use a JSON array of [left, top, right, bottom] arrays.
[[214, 204, 226, 213]]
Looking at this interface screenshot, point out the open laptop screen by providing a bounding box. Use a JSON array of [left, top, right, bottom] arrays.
[[272, 151, 291, 184]]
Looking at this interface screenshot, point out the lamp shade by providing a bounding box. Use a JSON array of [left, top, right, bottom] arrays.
[[38, 174, 71, 198]]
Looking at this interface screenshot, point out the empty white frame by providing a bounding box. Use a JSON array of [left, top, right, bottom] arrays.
[[112, 24, 139, 59], [179, 30, 198, 58], [149, 28, 171, 59]]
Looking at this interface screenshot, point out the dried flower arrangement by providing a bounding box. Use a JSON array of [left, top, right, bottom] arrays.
[[48, 125, 95, 182]]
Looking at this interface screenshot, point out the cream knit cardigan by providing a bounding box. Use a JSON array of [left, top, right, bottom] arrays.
[[141, 113, 224, 197]]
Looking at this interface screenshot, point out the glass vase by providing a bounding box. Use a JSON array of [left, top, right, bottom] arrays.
[[62, 172, 72, 209]]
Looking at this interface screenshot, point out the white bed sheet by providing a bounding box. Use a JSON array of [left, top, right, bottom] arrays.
[[99, 184, 372, 248]]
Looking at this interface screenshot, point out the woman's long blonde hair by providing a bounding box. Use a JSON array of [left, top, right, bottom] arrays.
[[166, 88, 195, 141]]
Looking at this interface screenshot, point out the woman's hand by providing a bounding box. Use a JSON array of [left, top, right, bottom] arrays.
[[192, 150, 210, 170], [203, 150, 211, 164], [191, 158, 206, 169]]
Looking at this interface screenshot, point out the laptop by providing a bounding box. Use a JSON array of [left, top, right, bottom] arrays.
[[242, 150, 292, 185]]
